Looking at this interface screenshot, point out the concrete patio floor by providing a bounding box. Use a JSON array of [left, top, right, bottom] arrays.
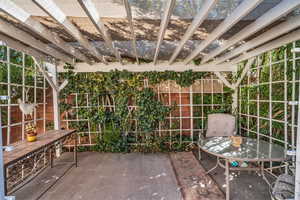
[[13, 151, 273, 200]]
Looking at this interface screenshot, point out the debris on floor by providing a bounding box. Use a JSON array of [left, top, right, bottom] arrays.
[[170, 152, 225, 200]]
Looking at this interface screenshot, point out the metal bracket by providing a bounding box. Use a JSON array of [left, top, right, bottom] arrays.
[[288, 101, 299, 106]]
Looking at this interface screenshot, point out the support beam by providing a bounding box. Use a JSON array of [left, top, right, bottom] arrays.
[[0, 18, 73, 63], [153, 0, 176, 65], [212, 15, 300, 65], [33, 57, 58, 92], [58, 62, 236, 72], [45, 62, 61, 130], [123, 0, 139, 64], [234, 58, 255, 88], [78, 0, 122, 64], [201, 0, 300, 64], [184, 0, 263, 64], [169, 0, 217, 64], [0, 33, 49, 62], [0, 0, 91, 64], [33, 0, 107, 64], [214, 72, 234, 90], [229, 28, 300, 65]]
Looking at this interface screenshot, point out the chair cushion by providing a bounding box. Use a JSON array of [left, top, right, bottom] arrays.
[[206, 113, 236, 137]]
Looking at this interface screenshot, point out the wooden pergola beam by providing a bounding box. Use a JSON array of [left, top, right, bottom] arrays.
[[0, 18, 73, 63], [123, 0, 139, 64], [229, 28, 300, 64], [168, 0, 217, 64], [213, 15, 300, 65], [184, 0, 263, 64], [201, 0, 300, 64], [78, 0, 122, 64], [0, 33, 49, 62], [33, 0, 107, 64], [153, 0, 176, 65], [0, 0, 91, 64], [58, 62, 236, 72]]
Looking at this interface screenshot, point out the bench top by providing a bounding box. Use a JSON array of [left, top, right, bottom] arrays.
[[3, 129, 76, 167]]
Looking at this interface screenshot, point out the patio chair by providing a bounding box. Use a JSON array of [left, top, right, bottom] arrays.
[[198, 113, 236, 160], [206, 113, 236, 138]]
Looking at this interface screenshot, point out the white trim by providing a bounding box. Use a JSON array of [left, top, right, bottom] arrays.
[[58, 62, 236, 72]]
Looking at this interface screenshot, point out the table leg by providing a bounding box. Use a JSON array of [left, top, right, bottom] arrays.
[[198, 146, 202, 160], [260, 161, 270, 186], [74, 134, 77, 168], [206, 157, 220, 175], [225, 159, 230, 200]]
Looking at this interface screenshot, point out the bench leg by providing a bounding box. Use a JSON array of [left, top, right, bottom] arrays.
[[49, 148, 53, 168], [74, 134, 77, 168]]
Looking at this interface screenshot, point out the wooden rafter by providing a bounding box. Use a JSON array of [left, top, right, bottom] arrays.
[[213, 15, 300, 65], [0, 33, 49, 62], [169, 0, 218, 64], [123, 0, 139, 64], [201, 0, 300, 64], [153, 0, 176, 65], [229, 28, 300, 64], [78, 0, 122, 64], [0, 0, 91, 64], [33, 0, 107, 64], [0, 18, 73, 63], [184, 0, 263, 64]]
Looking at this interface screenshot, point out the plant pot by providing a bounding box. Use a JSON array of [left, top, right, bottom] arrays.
[[27, 133, 37, 142]]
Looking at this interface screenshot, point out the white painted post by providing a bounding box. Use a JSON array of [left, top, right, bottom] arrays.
[[45, 62, 62, 157], [45, 62, 61, 130]]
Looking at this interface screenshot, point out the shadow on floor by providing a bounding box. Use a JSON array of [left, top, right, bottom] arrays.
[[193, 150, 274, 200]]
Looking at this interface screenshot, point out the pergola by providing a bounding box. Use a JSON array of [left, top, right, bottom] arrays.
[[0, 0, 300, 199]]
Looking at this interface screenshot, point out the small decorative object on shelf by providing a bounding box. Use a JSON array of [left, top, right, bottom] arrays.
[[25, 123, 37, 142], [230, 136, 243, 148]]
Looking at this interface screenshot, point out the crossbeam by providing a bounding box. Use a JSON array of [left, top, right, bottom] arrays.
[[168, 0, 217, 64], [78, 0, 122, 64], [0, 33, 49, 62], [229, 28, 300, 64], [58, 62, 236, 72], [201, 0, 300, 64], [0, 0, 91, 64], [33, 0, 107, 64], [213, 15, 300, 65], [0, 18, 73, 63], [153, 0, 176, 65], [123, 0, 139, 64], [184, 0, 263, 64]]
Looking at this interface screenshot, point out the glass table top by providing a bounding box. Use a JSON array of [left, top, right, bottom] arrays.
[[198, 137, 286, 161]]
